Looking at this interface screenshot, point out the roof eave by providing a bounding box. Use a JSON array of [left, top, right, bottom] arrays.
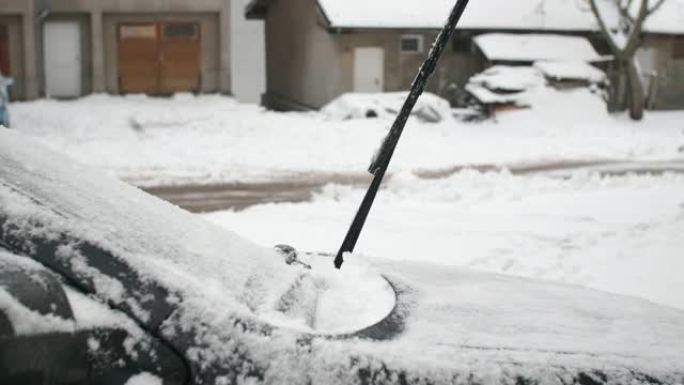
[[323, 25, 594, 34], [315, 0, 333, 29]]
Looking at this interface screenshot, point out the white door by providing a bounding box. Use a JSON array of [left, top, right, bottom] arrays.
[[43, 21, 81, 98], [354, 47, 384, 93]]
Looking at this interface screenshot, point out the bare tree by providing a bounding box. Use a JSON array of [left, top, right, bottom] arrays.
[[588, 0, 667, 120]]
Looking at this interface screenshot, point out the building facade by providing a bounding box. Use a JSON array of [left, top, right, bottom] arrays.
[[0, 0, 232, 100], [248, 0, 478, 110], [247, 0, 684, 111], [640, 34, 684, 110]]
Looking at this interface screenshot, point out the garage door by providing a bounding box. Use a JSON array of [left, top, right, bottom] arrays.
[[118, 24, 159, 94], [43, 21, 82, 98], [118, 22, 201, 94], [0, 24, 9, 76]]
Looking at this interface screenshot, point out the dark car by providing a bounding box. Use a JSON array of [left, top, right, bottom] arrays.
[[1, 130, 684, 385], [0, 72, 11, 128]]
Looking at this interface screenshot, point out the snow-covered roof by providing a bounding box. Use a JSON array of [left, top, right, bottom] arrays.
[[248, 0, 684, 35], [317, 0, 596, 30], [465, 83, 528, 105], [474, 33, 604, 63], [534, 60, 607, 82], [468, 65, 545, 93], [465, 65, 544, 106]]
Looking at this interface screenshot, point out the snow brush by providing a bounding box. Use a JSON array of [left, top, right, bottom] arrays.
[[334, 0, 471, 269]]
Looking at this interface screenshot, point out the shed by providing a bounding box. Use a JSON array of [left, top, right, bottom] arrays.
[[247, 0, 684, 111], [473, 33, 606, 64]]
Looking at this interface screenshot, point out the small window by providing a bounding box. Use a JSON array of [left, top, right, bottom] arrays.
[[120, 24, 157, 40], [164, 23, 198, 40], [401, 35, 424, 53], [452, 35, 472, 53]]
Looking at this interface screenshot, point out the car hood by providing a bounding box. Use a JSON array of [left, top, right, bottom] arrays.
[[2, 130, 684, 384]]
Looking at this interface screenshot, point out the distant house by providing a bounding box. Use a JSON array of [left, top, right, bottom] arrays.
[[246, 0, 684, 111], [0, 0, 233, 100]]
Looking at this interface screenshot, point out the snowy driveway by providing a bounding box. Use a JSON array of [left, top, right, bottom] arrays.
[[145, 158, 684, 213], [8, 94, 684, 187], [142, 172, 372, 212]]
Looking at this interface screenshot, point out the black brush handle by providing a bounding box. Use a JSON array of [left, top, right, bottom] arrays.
[[335, 0, 471, 269]]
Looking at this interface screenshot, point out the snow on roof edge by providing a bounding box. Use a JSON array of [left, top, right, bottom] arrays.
[[474, 33, 603, 63], [315, 0, 684, 35], [245, 0, 684, 35]]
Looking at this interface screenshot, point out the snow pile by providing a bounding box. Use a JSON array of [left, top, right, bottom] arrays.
[[304, 255, 394, 334], [508, 82, 608, 122], [534, 60, 607, 83], [322, 92, 453, 123], [467, 65, 544, 94], [465, 65, 544, 106], [205, 170, 684, 311], [124, 373, 162, 385], [474, 33, 604, 63], [465, 64, 607, 115], [9, 94, 684, 187], [257, 254, 395, 334]]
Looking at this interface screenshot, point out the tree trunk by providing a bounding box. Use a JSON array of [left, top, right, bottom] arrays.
[[608, 60, 628, 112], [626, 58, 645, 121], [609, 57, 645, 120]]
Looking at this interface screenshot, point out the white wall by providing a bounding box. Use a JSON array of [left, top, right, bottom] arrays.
[[230, 0, 266, 103]]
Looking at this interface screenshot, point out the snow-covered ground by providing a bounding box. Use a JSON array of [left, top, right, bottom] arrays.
[[8, 93, 684, 186], [7, 94, 684, 313], [203, 171, 684, 311]]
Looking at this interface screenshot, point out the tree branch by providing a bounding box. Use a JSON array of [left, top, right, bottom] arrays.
[[618, 0, 636, 25], [624, 0, 649, 54], [647, 0, 667, 15], [588, 0, 622, 55]]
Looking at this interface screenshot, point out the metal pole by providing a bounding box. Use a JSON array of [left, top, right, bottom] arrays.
[[334, 0, 471, 269]]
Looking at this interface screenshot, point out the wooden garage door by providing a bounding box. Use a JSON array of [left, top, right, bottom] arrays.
[[118, 22, 200, 94], [160, 23, 201, 93], [0, 24, 9, 76], [118, 24, 159, 94]]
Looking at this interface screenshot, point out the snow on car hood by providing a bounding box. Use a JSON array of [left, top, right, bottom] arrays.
[[0, 130, 305, 326], [0, 130, 396, 336]]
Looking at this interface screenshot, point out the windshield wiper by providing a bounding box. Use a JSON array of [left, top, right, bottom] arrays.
[[334, 0, 472, 269]]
